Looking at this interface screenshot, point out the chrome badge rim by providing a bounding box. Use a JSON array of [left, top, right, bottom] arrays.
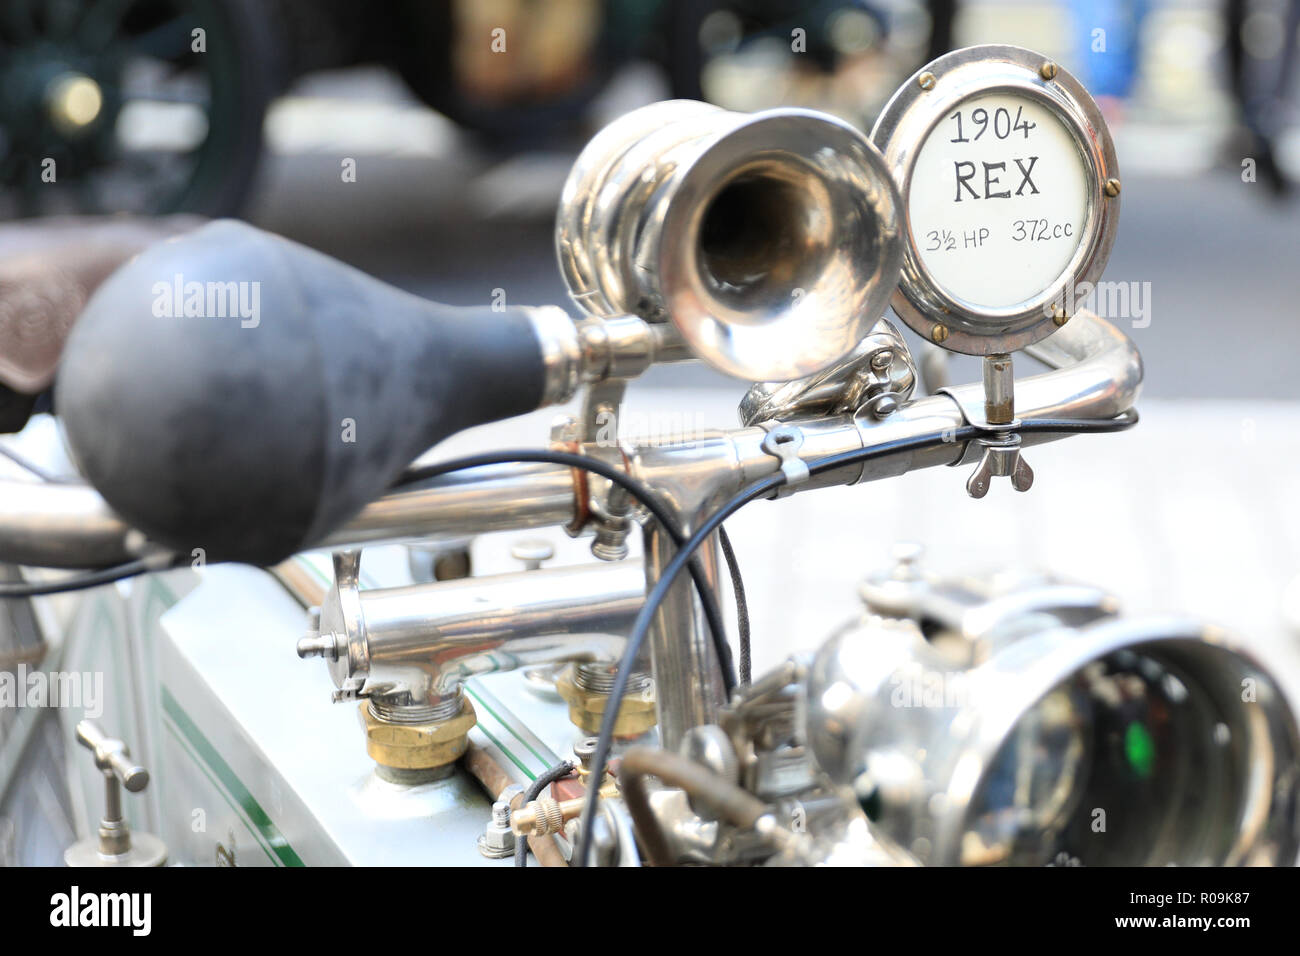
[[871, 44, 1121, 356]]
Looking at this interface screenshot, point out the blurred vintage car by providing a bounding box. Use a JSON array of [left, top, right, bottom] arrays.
[[0, 0, 944, 219]]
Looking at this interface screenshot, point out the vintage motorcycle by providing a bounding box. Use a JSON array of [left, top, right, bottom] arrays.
[[0, 45, 1297, 867]]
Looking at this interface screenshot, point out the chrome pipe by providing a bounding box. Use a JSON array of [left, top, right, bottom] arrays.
[[643, 524, 726, 748], [0, 480, 135, 568], [0, 460, 577, 569], [320, 461, 575, 547], [304, 558, 644, 707]]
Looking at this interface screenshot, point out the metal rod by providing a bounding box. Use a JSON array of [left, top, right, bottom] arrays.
[[643, 525, 725, 749], [982, 353, 1015, 426], [321, 461, 576, 547]]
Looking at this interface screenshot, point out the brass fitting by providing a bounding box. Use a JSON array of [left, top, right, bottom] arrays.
[[511, 783, 620, 837], [360, 697, 477, 774], [555, 666, 657, 737]]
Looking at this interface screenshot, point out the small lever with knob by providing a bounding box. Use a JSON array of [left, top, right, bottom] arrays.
[[78, 720, 150, 794], [64, 720, 167, 867]]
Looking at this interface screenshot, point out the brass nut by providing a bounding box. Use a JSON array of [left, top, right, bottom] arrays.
[[511, 783, 620, 837], [555, 668, 657, 738], [1040, 61, 1058, 81], [930, 324, 949, 344], [1104, 178, 1122, 198], [918, 72, 936, 90], [360, 698, 477, 771]]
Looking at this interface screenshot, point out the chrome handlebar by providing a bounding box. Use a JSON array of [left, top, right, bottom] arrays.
[[0, 309, 1139, 571]]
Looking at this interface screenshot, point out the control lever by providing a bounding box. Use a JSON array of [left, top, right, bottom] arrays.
[[64, 720, 167, 867]]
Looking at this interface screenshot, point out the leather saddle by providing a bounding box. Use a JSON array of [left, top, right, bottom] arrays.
[[0, 216, 201, 430]]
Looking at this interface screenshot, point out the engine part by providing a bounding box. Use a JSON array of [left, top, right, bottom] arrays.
[[617, 745, 812, 866], [299, 550, 641, 707], [298, 550, 648, 769]]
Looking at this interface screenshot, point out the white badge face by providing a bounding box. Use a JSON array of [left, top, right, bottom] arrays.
[[907, 92, 1089, 310]]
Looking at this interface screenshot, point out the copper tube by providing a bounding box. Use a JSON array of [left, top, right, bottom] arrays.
[[618, 746, 774, 866], [460, 742, 570, 868]]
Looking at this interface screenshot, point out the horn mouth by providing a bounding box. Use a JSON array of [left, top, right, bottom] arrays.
[[694, 162, 831, 319], [659, 110, 902, 380], [556, 102, 902, 383]]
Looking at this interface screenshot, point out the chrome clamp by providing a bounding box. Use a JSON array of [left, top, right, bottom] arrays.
[[761, 424, 810, 496]]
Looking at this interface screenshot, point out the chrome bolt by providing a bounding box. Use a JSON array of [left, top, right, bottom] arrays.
[[492, 800, 510, 828], [871, 395, 900, 419], [478, 799, 516, 858], [591, 484, 633, 562], [296, 633, 337, 660], [511, 539, 554, 571], [573, 736, 599, 771]]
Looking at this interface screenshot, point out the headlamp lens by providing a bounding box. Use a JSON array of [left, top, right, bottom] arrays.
[[962, 644, 1282, 865]]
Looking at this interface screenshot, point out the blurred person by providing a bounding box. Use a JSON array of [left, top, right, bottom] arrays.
[[1066, 0, 1151, 125], [1226, 0, 1300, 194]]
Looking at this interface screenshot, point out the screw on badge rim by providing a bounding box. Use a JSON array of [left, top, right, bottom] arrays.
[[870, 44, 1121, 356]]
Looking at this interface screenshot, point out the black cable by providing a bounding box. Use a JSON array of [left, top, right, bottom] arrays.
[[575, 411, 1139, 865], [717, 525, 750, 686], [515, 759, 576, 867], [1016, 409, 1139, 434], [0, 559, 159, 598], [575, 470, 784, 866], [394, 449, 738, 696], [0, 415, 1137, 625]]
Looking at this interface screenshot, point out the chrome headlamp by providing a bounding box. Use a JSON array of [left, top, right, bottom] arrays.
[[804, 550, 1300, 865]]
